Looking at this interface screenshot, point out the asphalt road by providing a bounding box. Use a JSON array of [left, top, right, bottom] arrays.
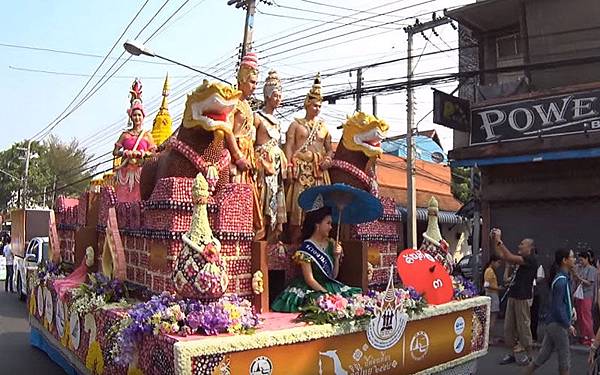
[[0, 288, 65, 374], [477, 342, 589, 374]]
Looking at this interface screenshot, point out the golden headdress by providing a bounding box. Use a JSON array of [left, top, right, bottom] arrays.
[[263, 70, 282, 99], [127, 78, 144, 117], [151, 74, 173, 145], [237, 52, 259, 84], [304, 72, 322, 108]]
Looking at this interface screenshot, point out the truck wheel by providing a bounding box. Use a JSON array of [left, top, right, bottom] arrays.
[[16, 274, 25, 301]]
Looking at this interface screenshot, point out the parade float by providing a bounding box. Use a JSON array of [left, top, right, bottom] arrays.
[[28, 70, 489, 375]]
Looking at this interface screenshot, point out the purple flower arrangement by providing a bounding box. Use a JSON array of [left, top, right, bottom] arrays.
[[113, 293, 260, 366], [86, 272, 128, 302], [36, 260, 64, 285], [451, 275, 479, 300], [70, 272, 129, 316]]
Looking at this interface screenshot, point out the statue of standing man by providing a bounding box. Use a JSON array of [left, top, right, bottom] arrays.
[[254, 71, 287, 241], [284, 73, 333, 245], [226, 52, 264, 234]]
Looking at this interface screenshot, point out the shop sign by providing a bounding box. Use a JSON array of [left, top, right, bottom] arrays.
[[471, 88, 600, 145]]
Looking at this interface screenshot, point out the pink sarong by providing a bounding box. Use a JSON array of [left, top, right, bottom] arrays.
[[52, 260, 89, 301], [575, 297, 594, 342]]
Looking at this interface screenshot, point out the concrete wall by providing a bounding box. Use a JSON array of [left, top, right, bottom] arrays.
[[526, 0, 600, 89], [456, 0, 600, 101]]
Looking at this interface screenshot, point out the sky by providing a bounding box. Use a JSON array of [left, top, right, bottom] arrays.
[[0, 0, 474, 173]]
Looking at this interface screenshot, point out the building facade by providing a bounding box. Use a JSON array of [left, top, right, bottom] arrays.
[[447, 0, 600, 266]]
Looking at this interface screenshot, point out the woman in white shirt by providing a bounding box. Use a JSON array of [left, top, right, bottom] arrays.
[[3, 237, 13, 293]]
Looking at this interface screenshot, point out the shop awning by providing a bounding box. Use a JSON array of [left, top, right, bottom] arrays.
[[450, 146, 600, 167], [397, 207, 464, 224], [445, 0, 521, 33]]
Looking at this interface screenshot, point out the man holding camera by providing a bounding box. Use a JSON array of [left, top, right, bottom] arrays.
[[490, 228, 538, 366]]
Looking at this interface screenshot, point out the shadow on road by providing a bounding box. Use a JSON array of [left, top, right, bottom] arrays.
[[0, 331, 65, 374], [0, 292, 27, 320], [0, 289, 65, 374]]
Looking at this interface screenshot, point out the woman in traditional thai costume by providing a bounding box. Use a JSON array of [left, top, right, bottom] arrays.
[[113, 79, 156, 202], [271, 200, 361, 312]]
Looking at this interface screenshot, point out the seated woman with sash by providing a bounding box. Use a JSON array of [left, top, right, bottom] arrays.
[[271, 196, 361, 312]]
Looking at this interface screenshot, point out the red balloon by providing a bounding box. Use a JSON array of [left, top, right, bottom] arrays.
[[396, 248, 453, 305]]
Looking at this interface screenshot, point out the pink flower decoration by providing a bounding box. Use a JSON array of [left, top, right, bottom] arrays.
[[203, 243, 220, 263], [333, 295, 348, 311]]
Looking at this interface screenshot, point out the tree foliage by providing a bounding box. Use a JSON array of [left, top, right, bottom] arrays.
[[0, 136, 93, 210]]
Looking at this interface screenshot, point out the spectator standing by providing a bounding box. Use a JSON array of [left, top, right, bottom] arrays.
[[490, 228, 538, 366], [573, 251, 597, 346], [484, 254, 502, 344], [525, 248, 577, 375], [3, 236, 13, 293]]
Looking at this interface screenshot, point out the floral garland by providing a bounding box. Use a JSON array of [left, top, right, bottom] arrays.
[[330, 159, 378, 196], [297, 288, 427, 325], [70, 273, 129, 316], [111, 293, 260, 366]]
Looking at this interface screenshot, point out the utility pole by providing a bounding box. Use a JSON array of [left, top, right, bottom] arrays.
[[470, 166, 482, 288], [405, 28, 416, 249], [51, 176, 58, 209], [227, 0, 256, 57], [228, 0, 273, 57], [17, 139, 33, 208], [356, 68, 363, 112], [372, 96, 378, 117], [403, 14, 452, 249], [241, 0, 256, 57]]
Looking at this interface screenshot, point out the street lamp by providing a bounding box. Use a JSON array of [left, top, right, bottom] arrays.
[[123, 40, 230, 84]]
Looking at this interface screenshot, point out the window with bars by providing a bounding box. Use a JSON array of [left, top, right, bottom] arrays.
[[496, 33, 522, 60]]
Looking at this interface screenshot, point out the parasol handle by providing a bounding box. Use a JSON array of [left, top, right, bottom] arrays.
[[335, 207, 343, 250]]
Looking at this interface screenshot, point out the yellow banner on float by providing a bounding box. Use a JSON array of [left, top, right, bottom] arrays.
[[219, 309, 476, 375]]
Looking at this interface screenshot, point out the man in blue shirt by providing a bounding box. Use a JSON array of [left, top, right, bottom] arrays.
[[525, 248, 576, 375]]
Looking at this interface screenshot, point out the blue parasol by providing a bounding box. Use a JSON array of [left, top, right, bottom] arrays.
[[298, 183, 383, 225]]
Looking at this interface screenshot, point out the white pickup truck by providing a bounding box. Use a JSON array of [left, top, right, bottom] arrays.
[[13, 236, 49, 300]]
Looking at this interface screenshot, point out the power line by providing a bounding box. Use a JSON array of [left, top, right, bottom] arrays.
[[148, 0, 209, 40], [35, 0, 194, 142], [0, 42, 186, 66], [144, 0, 192, 43], [30, 0, 151, 141], [8, 65, 193, 79], [28, 166, 115, 199], [267, 2, 408, 30], [254, 0, 436, 51], [296, 0, 414, 20], [257, 0, 438, 57], [134, 0, 173, 42]]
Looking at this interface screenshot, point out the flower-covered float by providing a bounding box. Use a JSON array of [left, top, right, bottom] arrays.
[[29, 74, 489, 375]]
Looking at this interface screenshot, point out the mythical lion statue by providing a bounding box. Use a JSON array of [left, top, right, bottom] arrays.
[[328, 112, 389, 195], [140, 80, 242, 199]]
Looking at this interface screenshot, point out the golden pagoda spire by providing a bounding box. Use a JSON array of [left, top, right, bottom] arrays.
[[151, 73, 173, 145]]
